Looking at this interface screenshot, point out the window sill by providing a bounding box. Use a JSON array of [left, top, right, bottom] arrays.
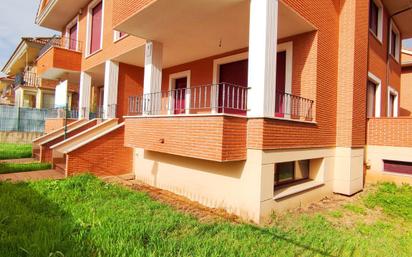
[[390, 54, 400, 64], [85, 48, 103, 59], [273, 180, 324, 200], [369, 30, 383, 44]]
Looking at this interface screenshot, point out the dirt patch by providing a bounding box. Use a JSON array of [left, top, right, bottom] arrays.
[[103, 176, 245, 224]]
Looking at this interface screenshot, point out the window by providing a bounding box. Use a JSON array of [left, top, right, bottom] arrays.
[[114, 31, 127, 42], [367, 80, 377, 118], [389, 22, 400, 61], [369, 0, 382, 42], [367, 72, 382, 118], [87, 0, 103, 55], [66, 16, 79, 51], [42, 93, 55, 109], [387, 87, 398, 117], [275, 160, 310, 186]]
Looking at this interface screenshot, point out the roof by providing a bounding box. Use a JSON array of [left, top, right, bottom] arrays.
[[1, 37, 54, 75]]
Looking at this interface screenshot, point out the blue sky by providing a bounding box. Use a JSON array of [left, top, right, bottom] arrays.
[[0, 0, 58, 76]]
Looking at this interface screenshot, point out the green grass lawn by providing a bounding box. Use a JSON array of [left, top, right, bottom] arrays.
[[0, 143, 32, 160], [0, 162, 52, 174], [0, 175, 411, 257]]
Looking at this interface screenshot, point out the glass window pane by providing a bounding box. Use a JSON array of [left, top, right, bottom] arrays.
[[276, 162, 295, 184]]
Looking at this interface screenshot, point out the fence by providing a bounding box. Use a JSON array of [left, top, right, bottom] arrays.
[[0, 105, 82, 133]]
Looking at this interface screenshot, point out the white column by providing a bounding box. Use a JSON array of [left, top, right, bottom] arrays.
[[79, 71, 92, 119], [247, 0, 278, 117], [143, 41, 163, 115], [103, 60, 120, 119]]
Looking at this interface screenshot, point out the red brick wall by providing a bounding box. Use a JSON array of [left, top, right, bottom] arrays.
[[45, 119, 77, 134], [112, 0, 155, 27], [367, 118, 412, 147], [117, 63, 144, 120], [37, 47, 81, 76], [40, 120, 97, 163], [125, 116, 247, 162], [66, 126, 133, 176]]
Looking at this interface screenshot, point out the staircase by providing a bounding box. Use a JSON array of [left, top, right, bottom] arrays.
[[35, 119, 99, 163], [49, 119, 133, 177]]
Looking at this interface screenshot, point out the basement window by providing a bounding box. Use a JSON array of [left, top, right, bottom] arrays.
[[384, 160, 412, 176], [275, 160, 310, 187], [274, 158, 325, 200]]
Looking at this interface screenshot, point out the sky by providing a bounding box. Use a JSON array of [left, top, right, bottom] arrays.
[[0, 0, 58, 76]]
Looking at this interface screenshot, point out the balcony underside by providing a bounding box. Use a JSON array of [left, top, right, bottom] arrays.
[[115, 0, 315, 68], [37, 47, 81, 83], [36, 0, 90, 30]]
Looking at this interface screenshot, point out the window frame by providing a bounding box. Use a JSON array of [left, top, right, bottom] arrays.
[[369, 0, 383, 43], [387, 86, 399, 117], [86, 0, 105, 57], [274, 160, 310, 187], [367, 72, 382, 118], [65, 15, 80, 51], [113, 31, 128, 42], [389, 21, 401, 62]]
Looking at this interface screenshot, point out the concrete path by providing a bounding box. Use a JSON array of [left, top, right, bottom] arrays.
[[0, 170, 65, 182], [0, 158, 37, 164]]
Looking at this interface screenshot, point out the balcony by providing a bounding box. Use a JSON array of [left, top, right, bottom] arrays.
[[124, 83, 314, 161], [13, 72, 41, 89], [36, 0, 90, 31], [37, 37, 82, 81]]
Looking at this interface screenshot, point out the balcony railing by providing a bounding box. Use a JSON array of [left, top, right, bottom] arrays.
[[13, 72, 41, 88], [275, 91, 314, 121], [128, 83, 249, 116], [39, 36, 83, 57], [128, 84, 314, 120]]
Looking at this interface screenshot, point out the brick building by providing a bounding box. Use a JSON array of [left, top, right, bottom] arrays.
[[33, 0, 412, 223]]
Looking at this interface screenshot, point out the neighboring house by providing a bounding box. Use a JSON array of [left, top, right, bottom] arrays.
[[0, 77, 14, 105], [1, 37, 79, 109], [35, 0, 412, 223]]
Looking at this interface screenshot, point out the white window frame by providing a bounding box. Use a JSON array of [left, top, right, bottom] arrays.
[[368, 72, 382, 117], [168, 70, 191, 115], [113, 31, 128, 42], [65, 15, 80, 51], [369, 0, 383, 43], [387, 86, 399, 117], [389, 21, 401, 62], [275, 41, 293, 119], [86, 0, 105, 57]]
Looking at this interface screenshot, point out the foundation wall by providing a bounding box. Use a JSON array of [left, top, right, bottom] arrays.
[[133, 146, 363, 223]]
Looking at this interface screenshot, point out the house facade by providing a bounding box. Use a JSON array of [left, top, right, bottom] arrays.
[[1, 37, 79, 110], [34, 0, 412, 223]]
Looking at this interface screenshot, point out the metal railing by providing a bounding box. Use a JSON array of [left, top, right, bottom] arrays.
[[45, 107, 80, 119], [13, 72, 41, 88], [275, 91, 314, 120], [128, 83, 249, 116], [39, 36, 83, 57]]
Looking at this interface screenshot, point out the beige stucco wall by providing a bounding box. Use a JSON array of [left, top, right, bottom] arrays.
[[134, 148, 263, 222], [0, 131, 43, 144], [133, 146, 365, 223], [366, 145, 412, 172]]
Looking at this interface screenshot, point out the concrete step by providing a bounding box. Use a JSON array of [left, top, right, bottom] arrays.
[[54, 162, 66, 175]]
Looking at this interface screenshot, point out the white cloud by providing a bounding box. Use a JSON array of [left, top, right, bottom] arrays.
[[0, 0, 58, 75]]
